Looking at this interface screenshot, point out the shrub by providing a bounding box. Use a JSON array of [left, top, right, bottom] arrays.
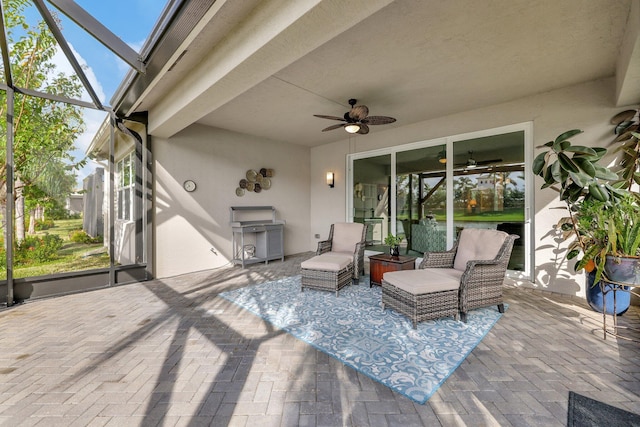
[[70, 230, 102, 244], [35, 219, 55, 231], [15, 234, 64, 264]]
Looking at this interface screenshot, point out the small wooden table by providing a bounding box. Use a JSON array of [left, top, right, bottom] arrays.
[[369, 254, 417, 287]]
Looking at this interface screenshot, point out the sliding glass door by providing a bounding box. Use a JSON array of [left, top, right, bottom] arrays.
[[348, 124, 531, 278], [353, 154, 391, 247], [451, 131, 526, 271]]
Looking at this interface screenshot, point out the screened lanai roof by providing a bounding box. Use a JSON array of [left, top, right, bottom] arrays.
[[3, 1, 639, 151], [0, 0, 173, 110]]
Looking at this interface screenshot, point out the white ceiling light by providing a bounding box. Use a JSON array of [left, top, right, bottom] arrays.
[[345, 124, 360, 133]]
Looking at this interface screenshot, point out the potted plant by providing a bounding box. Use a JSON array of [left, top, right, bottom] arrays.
[[533, 114, 640, 314], [384, 233, 403, 257]]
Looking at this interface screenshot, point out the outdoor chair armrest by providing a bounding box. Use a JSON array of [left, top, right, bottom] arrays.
[[419, 240, 459, 269], [316, 240, 332, 255], [352, 241, 366, 279]]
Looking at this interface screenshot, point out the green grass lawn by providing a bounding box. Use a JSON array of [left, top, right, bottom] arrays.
[[399, 208, 524, 223], [11, 218, 110, 278]]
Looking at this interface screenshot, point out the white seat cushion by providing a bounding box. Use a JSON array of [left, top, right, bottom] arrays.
[[383, 268, 463, 294], [453, 228, 507, 271], [301, 253, 352, 271], [327, 250, 356, 260]]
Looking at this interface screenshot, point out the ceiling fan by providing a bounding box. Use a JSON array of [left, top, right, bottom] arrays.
[[455, 151, 503, 169], [313, 98, 396, 134]]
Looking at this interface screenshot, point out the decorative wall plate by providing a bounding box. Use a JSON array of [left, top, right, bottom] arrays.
[[246, 169, 258, 182], [261, 178, 271, 189], [239, 179, 248, 188], [235, 187, 245, 197]]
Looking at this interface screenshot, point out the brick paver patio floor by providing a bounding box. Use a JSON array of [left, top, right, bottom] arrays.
[[0, 252, 638, 426]]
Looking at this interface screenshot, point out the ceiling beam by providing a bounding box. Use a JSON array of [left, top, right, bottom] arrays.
[[148, 0, 393, 138]]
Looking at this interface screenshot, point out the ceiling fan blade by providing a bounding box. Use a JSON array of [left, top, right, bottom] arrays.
[[454, 158, 503, 167], [321, 123, 346, 132], [477, 158, 503, 165], [349, 105, 369, 121], [357, 124, 370, 135], [362, 115, 396, 125], [314, 114, 346, 122]]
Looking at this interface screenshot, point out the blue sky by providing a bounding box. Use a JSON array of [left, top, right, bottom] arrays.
[[54, 0, 167, 100], [29, 0, 168, 102], [21, 0, 168, 187]]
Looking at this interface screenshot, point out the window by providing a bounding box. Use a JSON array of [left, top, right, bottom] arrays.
[[117, 152, 134, 221]]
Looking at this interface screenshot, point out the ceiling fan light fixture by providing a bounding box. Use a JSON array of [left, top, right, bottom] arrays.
[[345, 124, 361, 133], [438, 150, 447, 164]]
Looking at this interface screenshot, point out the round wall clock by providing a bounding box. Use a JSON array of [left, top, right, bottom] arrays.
[[183, 180, 197, 192]]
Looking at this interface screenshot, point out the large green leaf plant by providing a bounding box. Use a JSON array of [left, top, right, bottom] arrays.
[[533, 121, 640, 285]]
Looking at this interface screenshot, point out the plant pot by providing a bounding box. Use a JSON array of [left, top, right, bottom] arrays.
[[585, 271, 631, 316], [389, 245, 400, 257], [604, 254, 640, 286]]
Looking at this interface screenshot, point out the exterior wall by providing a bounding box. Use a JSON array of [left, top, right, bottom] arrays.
[[310, 78, 635, 298], [153, 124, 310, 278], [82, 167, 104, 238], [66, 194, 83, 215]]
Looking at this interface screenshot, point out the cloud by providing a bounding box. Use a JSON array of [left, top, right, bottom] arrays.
[[51, 44, 110, 187], [51, 43, 107, 104]]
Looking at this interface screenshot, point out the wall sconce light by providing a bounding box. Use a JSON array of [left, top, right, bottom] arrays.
[[326, 172, 335, 188], [344, 124, 360, 134]]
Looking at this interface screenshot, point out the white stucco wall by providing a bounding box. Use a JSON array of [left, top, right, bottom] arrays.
[[310, 78, 635, 298], [154, 124, 310, 278]]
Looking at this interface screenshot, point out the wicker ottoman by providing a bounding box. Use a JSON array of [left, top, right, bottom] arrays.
[[381, 269, 460, 328], [300, 253, 354, 296]]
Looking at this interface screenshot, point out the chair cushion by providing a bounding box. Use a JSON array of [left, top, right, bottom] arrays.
[[331, 222, 365, 253], [453, 228, 507, 271], [383, 268, 462, 294], [301, 253, 352, 272], [327, 250, 356, 260]]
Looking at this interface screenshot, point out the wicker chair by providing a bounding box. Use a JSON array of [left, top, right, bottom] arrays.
[[381, 228, 518, 328], [316, 222, 368, 279]]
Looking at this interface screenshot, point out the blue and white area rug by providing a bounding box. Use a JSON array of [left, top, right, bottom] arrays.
[[219, 275, 505, 404]]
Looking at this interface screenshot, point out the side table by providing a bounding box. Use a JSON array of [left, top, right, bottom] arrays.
[[369, 254, 417, 287]]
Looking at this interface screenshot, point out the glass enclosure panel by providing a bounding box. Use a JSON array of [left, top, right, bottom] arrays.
[[452, 131, 525, 270], [353, 155, 391, 249], [12, 101, 109, 278], [0, 93, 6, 280], [396, 145, 447, 256]]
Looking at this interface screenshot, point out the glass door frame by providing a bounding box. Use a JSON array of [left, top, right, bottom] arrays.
[[346, 122, 534, 280]]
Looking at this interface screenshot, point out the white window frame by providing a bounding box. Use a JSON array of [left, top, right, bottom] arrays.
[[116, 151, 134, 221]]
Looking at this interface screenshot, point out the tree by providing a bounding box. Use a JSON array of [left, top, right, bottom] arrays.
[[0, 0, 86, 243]]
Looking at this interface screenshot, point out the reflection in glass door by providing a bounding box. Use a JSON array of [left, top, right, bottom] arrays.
[[353, 155, 391, 249], [452, 131, 525, 271], [396, 145, 447, 255]]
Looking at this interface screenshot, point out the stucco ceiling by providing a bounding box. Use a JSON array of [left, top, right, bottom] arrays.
[[125, 0, 638, 148]]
